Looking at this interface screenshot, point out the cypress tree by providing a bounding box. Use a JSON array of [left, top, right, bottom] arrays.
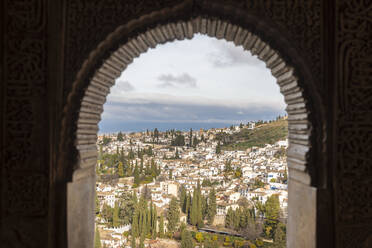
[[180, 185, 187, 213], [117, 131, 124, 141], [186, 192, 191, 222], [169, 169, 173, 180], [175, 148, 180, 159], [112, 201, 120, 227], [139, 231, 145, 248], [196, 182, 203, 228], [118, 161, 125, 177], [225, 208, 233, 228], [150, 203, 157, 239], [95, 193, 100, 215], [233, 208, 241, 230], [189, 128, 193, 147], [133, 163, 140, 187], [94, 227, 102, 248], [167, 197, 180, 232], [151, 159, 157, 178], [181, 229, 194, 248], [207, 188, 217, 225], [159, 215, 164, 238], [201, 195, 208, 219], [140, 158, 144, 174], [190, 190, 198, 226], [131, 227, 136, 248], [216, 141, 221, 154]]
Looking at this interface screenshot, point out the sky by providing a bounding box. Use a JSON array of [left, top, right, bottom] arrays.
[[99, 34, 286, 133]]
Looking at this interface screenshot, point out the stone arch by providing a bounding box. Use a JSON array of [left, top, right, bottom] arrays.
[[75, 18, 314, 186], [60, 6, 326, 248]]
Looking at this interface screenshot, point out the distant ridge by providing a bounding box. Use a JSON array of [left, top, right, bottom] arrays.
[[220, 118, 288, 151]]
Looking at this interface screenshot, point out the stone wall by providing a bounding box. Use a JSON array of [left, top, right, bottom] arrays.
[[0, 0, 371, 248]]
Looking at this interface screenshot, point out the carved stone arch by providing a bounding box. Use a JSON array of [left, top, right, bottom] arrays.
[[60, 4, 326, 248], [76, 18, 314, 183]]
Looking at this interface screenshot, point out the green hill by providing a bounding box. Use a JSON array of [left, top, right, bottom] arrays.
[[220, 119, 288, 151]]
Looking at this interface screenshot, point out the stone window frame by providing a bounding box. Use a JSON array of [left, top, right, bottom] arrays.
[[60, 9, 326, 248]]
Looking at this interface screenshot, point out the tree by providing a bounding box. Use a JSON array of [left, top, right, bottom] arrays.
[[193, 136, 199, 147], [180, 185, 187, 213], [94, 227, 102, 248], [190, 182, 203, 227], [169, 169, 173, 180], [225, 208, 234, 228], [175, 148, 180, 159], [264, 194, 281, 238], [101, 203, 113, 224], [95, 193, 100, 215], [117, 131, 124, 141], [181, 229, 194, 248], [206, 188, 217, 225], [224, 160, 232, 173], [185, 192, 191, 222], [273, 222, 286, 248], [172, 134, 185, 146], [149, 203, 157, 239], [141, 185, 152, 201], [189, 128, 193, 147], [118, 161, 125, 177], [216, 141, 221, 154], [133, 163, 140, 187], [167, 197, 180, 232], [154, 128, 159, 143], [139, 231, 145, 248], [112, 201, 120, 227], [264, 194, 280, 224], [283, 167, 288, 183], [158, 215, 165, 238], [235, 167, 242, 178], [119, 192, 135, 225], [101, 135, 112, 145]]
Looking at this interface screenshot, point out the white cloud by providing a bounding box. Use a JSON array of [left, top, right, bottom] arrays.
[[208, 39, 266, 68], [115, 80, 135, 92], [157, 73, 197, 88]]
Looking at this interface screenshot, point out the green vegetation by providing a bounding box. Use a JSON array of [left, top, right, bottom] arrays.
[[190, 182, 204, 227], [222, 194, 286, 248], [167, 197, 180, 232], [206, 188, 217, 225], [181, 229, 194, 248], [97, 145, 161, 187], [94, 227, 101, 248], [221, 119, 288, 151]]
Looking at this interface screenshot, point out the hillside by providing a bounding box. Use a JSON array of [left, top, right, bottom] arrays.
[[220, 119, 288, 151]]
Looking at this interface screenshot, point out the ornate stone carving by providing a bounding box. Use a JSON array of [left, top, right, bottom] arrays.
[[5, 174, 48, 216], [63, 0, 323, 183], [335, 1, 372, 246], [337, 126, 372, 222], [2, 0, 49, 246]]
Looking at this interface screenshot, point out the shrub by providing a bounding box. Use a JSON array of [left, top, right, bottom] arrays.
[[195, 232, 204, 243], [255, 239, 264, 247]]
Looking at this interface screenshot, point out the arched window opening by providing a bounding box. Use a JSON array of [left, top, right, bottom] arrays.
[[95, 34, 288, 247], [65, 17, 315, 248]]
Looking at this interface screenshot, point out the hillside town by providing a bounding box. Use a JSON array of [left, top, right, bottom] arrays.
[[95, 119, 288, 248]]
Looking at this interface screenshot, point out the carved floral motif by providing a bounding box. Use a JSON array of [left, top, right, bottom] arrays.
[[336, 0, 372, 229], [2, 0, 48, 246]]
